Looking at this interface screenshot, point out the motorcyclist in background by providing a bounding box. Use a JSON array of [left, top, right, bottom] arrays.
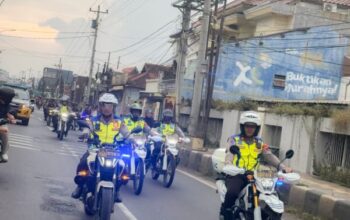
[[53, 96, 71, 133], [144, 108, 155, 128], [150, 109, 185, 167], [220, 111, 292, 220], [44, 98, 57, 121], [0, 87, 16, 162], [71, 93, 129, 203], [123, 103, 156, 135]]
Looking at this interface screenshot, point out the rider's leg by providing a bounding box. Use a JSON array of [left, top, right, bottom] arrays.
[[72, 151, 90, 199], [0, 126, 9, 162], [220, 174, 247, 220], [151, 141, 162, 167]]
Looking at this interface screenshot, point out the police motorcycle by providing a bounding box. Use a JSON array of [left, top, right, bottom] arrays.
[[70, 112, 79, 131], [75, 121, 143, 220], [78, 113, 92, 142], [212, 147, 300, 220], [147, 134, 190, 188], [47, 108, 59, 126], [56, 111, 71, 140], [120, 132, 147, 195]]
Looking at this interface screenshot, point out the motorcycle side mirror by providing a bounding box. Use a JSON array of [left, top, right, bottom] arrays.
[[285, 149, 294, 159], [131, 127, 143, 134], [229, 145, 240, 155]]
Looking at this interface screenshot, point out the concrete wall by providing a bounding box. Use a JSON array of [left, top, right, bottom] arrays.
[[179, 111, 223, 147], [220, 110, 240, 149], [264, 114, 315, 173]]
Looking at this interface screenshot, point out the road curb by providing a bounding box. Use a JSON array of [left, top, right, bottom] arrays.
[[177, 148, 350, 220]]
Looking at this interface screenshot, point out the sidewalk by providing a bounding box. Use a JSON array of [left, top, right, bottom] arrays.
[[178, 147, 350, 220]]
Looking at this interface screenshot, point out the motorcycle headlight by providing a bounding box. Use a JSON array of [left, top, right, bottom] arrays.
[[260, 178, 275, 191], [105, 159, 113, 167], [166, 139, 178, 148], [98, 157, 117, 168], [61, 113, 69, 120], [135, 139, 145, 146]]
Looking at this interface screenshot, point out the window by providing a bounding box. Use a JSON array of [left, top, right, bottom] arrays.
[[273, 74, 286, 89]]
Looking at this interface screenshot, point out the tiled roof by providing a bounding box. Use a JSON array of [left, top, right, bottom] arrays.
[[121, 67, 138, 75]]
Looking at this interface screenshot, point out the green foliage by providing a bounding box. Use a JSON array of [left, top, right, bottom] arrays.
[[331, 109, 350, 130], [211, 99, 258, 111], [315, 164, 350, 188], [211, 99, 337, 118]]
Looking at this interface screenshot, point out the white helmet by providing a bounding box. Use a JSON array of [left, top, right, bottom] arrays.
[[239, 111, 261, 126], [99, 93, 118, 105]]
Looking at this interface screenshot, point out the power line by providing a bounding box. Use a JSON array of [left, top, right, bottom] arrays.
[[97, 18, 178, 54], [123, 41, 171, 67], [156, 45, 174, 64]]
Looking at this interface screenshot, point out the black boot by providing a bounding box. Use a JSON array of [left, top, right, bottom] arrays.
[[220, 205, 233, 220], [114, 190, 122, 203], [71, 186, 82, 199]]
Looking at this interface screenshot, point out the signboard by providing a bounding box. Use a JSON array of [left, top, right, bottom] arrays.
[[181, 26, 347, 101]]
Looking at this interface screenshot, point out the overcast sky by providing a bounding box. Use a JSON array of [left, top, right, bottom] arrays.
[[0, 0, 181, 78]]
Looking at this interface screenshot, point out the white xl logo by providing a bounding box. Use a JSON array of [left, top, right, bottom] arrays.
[[233, 61, 252, 87]]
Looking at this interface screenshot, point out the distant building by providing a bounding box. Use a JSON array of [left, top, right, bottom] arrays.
[[38, 67, 74, 98]]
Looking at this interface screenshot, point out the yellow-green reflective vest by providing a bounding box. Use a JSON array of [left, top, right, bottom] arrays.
[[232, 136, 263, 171], [123, 117, 145, 132], [159, 123, 176, 136], [91, 119, 122, 144]]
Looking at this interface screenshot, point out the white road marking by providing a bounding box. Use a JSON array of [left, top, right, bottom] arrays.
[[38, 118, 42, 121], [46, 126, 52, 130], [9, 141, 33, 148], [9, 133, 33, 139], [116, 203, 138, 220], [177, 168, 216, 190], [12, 145, 40, 152]]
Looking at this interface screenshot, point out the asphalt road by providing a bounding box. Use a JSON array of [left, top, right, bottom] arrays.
[[0, 109, 300, 220]]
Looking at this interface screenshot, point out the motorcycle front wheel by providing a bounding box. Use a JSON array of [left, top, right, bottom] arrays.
[[133, 158, 145, 195], [98, 188, 113, 220], [151, 156, 161, 180], [59, 123, 64, 140], [262, 207, 282, 220], [163, 154, 176, 188]]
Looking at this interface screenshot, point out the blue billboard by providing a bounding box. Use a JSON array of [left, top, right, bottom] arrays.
[[181, 26, 348, 101]]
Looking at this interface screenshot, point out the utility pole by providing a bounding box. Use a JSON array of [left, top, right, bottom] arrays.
[[202, 0, 227, 140], [117, 56, 121, 70], [188, 0, 211, 137], [173, 0, 192, 124], [106, 52, 111, 70], [85, 5, 108, 104]]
